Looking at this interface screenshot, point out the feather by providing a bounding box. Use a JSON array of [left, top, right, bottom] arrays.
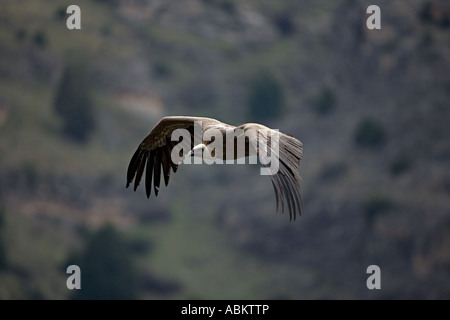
[[145, 150, 155, 198], [134, 151, 147, 192], [126, 148, 143, 188], [162, 146, 171, 187], [153, 148, 162, 196]]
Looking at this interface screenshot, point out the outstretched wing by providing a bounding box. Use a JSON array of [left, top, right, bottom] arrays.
[[242, 124, 303, 221], [126, 116, 219, 197], [128, 116, 303, 221]]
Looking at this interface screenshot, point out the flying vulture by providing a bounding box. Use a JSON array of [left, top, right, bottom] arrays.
[[126, 116, 303, 220]]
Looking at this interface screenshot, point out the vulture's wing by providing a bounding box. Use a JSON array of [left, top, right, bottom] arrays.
[[126, 116, 221, 197], [242, 124, 303, 221]]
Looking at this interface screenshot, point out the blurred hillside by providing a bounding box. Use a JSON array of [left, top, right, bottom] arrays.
[[0, 0, 449, 299]]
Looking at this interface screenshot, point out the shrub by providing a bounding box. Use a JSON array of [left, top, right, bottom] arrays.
[[363, 194, 393, 224], [418, 2, 433, 23], [354, 118, 386, 148], [16, 29, 27, 42], [21, 162, 38, 191], [247, 71, 285, 121], [311, 86, 337, 115], [153, 60, 173, 78], [0, 205, 6, 270], [273, 12, 296, 36], [389, 153, 412, 176], [419, 2, 450, 28], [54, 64, 96, 143], [0, 239, 6, 271], [0, 205, 4, 228], [55, 7, 67, 21], [33, 30, 47, 48]]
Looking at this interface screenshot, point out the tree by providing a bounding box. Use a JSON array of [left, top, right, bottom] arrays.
[[0, 205, 7, 270], [54, 64, 96, 143], [247, 71, 285, 122], [72, 225, 139, 300]]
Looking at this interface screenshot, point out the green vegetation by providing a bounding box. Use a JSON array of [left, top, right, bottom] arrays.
[[310, 85, 337, 115], [0, 207, 74, 299], [273, 12, 296, 36], [362, 194, 393, 225], [15, 29, 27, 42], [153, 59, 174, 79], [419, 2, 450, 28], [54, 6, 67, 21], [54, 64, 96, 143], [247, 70, 285, 122], [389, 153, 412, 176], [72, 225, 140, 300], [32, 30, 47, 48], [354, 118, 386, 148], [0, 205, 7, 270]]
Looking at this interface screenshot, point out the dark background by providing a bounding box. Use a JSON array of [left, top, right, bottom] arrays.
[[0, 0, 449, 299]]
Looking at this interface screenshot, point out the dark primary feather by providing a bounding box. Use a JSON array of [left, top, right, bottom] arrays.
[[126, 148, 142, 189], [153, 148, 162, 196], [145, 150, 155, 198], [133, 150, 147, 192], [162, 145, 171, 187]]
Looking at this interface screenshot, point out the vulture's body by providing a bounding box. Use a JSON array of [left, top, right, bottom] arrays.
[[126, 116, 303, 220]]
